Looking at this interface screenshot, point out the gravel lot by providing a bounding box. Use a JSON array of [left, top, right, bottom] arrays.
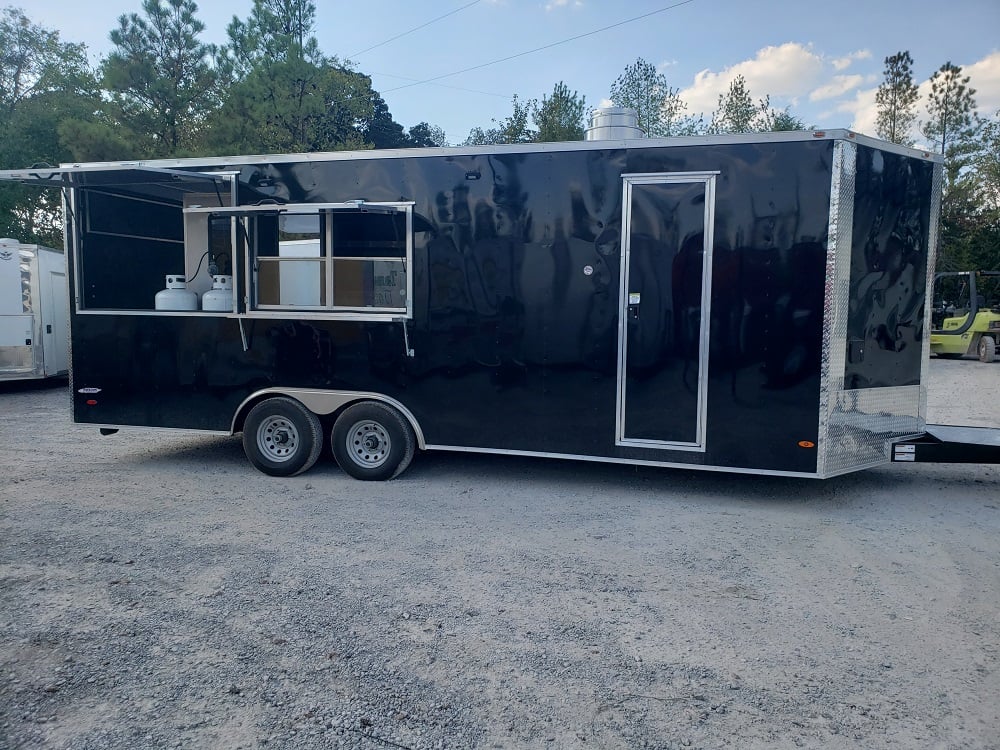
[[1, 358, 998, 750]]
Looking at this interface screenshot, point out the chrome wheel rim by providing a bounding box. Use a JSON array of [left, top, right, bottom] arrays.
[[346, 420, 391, 468], [257, 416, 299, 462]]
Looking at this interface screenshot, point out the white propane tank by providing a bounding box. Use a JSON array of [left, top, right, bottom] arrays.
[[201, 275, 233, 311], [155, 275, 198, 311]]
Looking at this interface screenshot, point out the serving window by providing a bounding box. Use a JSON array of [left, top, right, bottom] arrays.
[[196, 201, 413, 319]]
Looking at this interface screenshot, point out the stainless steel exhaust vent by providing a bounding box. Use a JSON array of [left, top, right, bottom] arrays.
[[585, 107, 645, 141]]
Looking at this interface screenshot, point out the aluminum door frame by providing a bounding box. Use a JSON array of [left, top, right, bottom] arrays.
[[615, 171, 718, 451]]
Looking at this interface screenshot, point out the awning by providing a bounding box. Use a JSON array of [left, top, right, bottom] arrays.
[[0, 165, 233, 204]]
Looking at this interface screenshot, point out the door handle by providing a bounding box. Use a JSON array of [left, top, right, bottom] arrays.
[[627, 292, 641, 322]]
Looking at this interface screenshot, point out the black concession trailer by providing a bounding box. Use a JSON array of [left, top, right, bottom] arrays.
[[2, 130, 969, 479]]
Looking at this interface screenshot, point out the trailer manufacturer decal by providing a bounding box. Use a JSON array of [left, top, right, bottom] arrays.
[[77, 387, 102, 394]]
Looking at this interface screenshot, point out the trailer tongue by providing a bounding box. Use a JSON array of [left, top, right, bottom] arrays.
[[893, 425, 1000, 465]]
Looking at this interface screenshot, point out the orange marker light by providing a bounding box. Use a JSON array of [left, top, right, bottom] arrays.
[[86, 399, 97, 405], [798, 440, 815, 449]]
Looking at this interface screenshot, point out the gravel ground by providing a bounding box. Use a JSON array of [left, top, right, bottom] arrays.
[[1, 358, 998, 750]]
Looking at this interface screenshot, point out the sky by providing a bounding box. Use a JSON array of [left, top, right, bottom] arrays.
[[20, 0, 1000, 147]]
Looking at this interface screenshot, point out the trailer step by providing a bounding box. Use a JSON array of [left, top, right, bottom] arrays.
[[892, 424, 1000, 464]]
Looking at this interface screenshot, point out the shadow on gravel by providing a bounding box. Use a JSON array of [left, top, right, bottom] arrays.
[[400, 449, 907, 505], [400, 448, 996, 512], [114, 433, 247, 468], [103, 429, 992, 513], [0, 376, 68, 394]]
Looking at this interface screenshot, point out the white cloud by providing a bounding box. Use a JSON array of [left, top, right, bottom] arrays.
[[810, 75, 867, 102], [832, 50, 872, 71], [829, 87, 880, 136], [545, 0, 582, 10], [965, 51, 1000, 115], [680, 43, 827, 116]]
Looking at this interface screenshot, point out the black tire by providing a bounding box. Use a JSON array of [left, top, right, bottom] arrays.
[[331, 401, 416, 481], [979, 335, 996, 363], [242, 397, 323, 477]]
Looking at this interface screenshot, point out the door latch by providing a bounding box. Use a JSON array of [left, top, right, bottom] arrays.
[[628, 292, 641, 322]]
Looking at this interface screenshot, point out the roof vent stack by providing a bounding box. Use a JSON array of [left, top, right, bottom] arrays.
[[585, 107, 645, 141]]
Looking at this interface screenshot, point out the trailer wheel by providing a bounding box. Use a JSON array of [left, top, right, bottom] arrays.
[[979, 335, 996, 363], [242, 397, 323, 477], [331, 402, 416, 480]]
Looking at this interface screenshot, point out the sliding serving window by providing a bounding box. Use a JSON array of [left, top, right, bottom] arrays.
[[190, 201, 413, 319]]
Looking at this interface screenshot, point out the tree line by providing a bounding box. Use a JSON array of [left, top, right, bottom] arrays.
[[0, 0, 449, 245], [875, 52, 1000, 271], [1, 2, 997, 271]]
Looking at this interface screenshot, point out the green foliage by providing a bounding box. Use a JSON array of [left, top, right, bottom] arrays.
[[875, 51, 919, 146], [363, 95, 447, 149], [768, 108, 807, 132], [221, 0, 322, 79], [921, 62, 980, 177], [975, 114, 1000, 221], [609, 58, 697, 137], [708, 75, 771, 134], [941, 110, 1000, 272], [920, 62, 988, 271], [98, 0, 217, 157], [364, 92, 410, 149], [464, 95, 536, 145], [208, 58, 373, 154], [209, 0, 382, 154], [533, 81, 586, 142], [406, 122, 447, 148], [0, 7, 100, 245], [0, 7, 90, 111]]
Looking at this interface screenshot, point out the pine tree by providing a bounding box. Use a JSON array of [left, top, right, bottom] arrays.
[[609, 58, 695, 137], [922, 61, 979, 169], [101, 0, 217, 156], [533, 82, 587, 142], [210, 0, 375, 153], [708, 75, 770, 134], [922, 62, 983, 271], [875, 51, 919, 146]]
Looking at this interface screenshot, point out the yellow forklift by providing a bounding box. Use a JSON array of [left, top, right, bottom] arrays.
[[930, 270, 1000, 362]]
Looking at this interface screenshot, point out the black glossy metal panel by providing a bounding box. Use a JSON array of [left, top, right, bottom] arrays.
[[844, 145, 935, 389], [68, 139, 847, 473]]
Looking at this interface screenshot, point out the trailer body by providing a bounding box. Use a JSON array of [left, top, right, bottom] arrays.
[[1, 131, 943, 477], [0, 239, 69, 381]]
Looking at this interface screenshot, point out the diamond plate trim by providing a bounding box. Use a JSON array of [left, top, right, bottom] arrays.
[[817, 140, 856, 476], [918, 161, 944, 417], [820, 386, 924, 476]]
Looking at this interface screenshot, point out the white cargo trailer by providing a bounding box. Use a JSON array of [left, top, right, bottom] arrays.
[[0, 238, 69, 381]]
